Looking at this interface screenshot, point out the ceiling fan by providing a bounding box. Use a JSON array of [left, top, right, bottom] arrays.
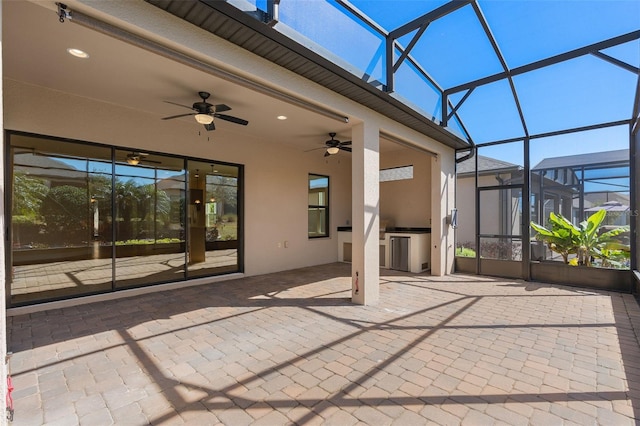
[[322, 133, 351, 157], [125, 151, 161, 165], [161, 91, 249, 131], [125, 151, 147, 165]]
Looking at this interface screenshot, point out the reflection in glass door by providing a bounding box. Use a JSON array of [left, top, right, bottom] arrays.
[[187, 161, 240, 278], [8, 133, 242, 306], [9, 137, 113, 304], [114, 150, 186, 289]]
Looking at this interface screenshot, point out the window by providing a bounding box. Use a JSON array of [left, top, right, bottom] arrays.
[[380, 165, 413, 182], [308, 174, 329, 238]]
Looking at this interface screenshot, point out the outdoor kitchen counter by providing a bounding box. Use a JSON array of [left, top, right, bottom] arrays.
[[337, 227, 431, 272], [336, 227, 431, 234]]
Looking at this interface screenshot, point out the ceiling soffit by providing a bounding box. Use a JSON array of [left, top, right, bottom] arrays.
[[144, 0, 469, 150]]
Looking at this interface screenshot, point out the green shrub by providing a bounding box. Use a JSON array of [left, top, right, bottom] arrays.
[[116, 238, 182, 245], [455, 247, 476, 257]]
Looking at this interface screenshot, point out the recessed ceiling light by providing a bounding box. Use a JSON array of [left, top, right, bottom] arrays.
[[277, 115, 287, 120], [67, 48, 89, 59]]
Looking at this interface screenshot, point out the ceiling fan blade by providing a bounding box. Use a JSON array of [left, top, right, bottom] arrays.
[[204, 122, 216, 131], [143, 159, 163, 164], [340, 147, 352, 152], [214, 114, 249, 126], [162, 113, 195, 120], [341, 141, 352, 145], [304, 146, 326, 152], [163, 100, 195, 110], [214, 104, 231, 113], [324, 151, 331, 157]]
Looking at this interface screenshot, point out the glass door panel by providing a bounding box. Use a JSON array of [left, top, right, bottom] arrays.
[[10, 136, 113, 304], [114, 150, 186, 288], [187, 161, 240, 278]]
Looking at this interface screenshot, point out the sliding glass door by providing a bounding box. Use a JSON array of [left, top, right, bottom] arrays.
[[8, 133, 241, 306]]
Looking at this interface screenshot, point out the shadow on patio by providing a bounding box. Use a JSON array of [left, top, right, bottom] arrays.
[[7, 263, 640, 424]]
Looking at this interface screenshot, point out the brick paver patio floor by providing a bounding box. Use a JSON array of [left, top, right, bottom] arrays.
[[7, 263, 640, 425]]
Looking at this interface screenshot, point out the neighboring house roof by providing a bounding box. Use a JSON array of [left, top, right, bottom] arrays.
[[584, 200, 629, 212], [584, 192, 631, 209], [157, 175, 186, 192], [456, 155, 522, 175], [532, 149, 629, 170], [14, 153, 86, 181]]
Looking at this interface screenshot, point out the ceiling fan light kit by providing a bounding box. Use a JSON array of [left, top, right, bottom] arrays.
[[326, 146, 340, 155], [126, 154, 140, 165], [194, 113, 214, 125], [162, 91, 248, 131]]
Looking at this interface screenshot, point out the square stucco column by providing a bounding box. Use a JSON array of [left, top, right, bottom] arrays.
[[351, 121, 379, 305], [431, 152, 456, 276]]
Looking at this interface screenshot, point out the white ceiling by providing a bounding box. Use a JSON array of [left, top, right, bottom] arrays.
[[3, 1, 402, 155]]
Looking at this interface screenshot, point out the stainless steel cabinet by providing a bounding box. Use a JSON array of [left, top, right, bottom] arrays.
[[390, 236, 410, 271]]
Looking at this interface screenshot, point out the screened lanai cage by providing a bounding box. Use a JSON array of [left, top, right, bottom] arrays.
[[251, 0, 638, 290], [456, 149, 631, 256], [532, 149, 630, 229], [530, 149, 631, 263], [454, 127, 634, 286]]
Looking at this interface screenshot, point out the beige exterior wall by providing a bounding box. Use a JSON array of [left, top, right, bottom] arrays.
[[4, 80, 353, 276], [380, 149, 432, 228], [456, 175, 476, 248]]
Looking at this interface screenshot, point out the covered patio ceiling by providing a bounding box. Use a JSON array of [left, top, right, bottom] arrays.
[[0, 1, 391, 157]]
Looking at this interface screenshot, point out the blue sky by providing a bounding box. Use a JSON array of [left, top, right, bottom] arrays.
[[274, 0, 639, 166]]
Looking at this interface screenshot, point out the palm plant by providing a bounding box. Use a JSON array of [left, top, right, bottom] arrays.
[[530, 212, 576, 264], [530, 210, 629, 267]]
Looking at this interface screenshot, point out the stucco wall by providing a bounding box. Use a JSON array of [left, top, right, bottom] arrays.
[[456, 175, 475, 247], [380, 149, 432, 228], [431, 152, 456, 275], [4, 80, 352, 276]]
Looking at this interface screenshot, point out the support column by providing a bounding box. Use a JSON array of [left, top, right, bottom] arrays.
[[0, 1, 8, 421], [351, 121, 380, 305], [431, 152, 456, 276]]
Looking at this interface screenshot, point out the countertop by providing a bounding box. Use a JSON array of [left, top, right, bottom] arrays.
[[337, 226, 431, 234]]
